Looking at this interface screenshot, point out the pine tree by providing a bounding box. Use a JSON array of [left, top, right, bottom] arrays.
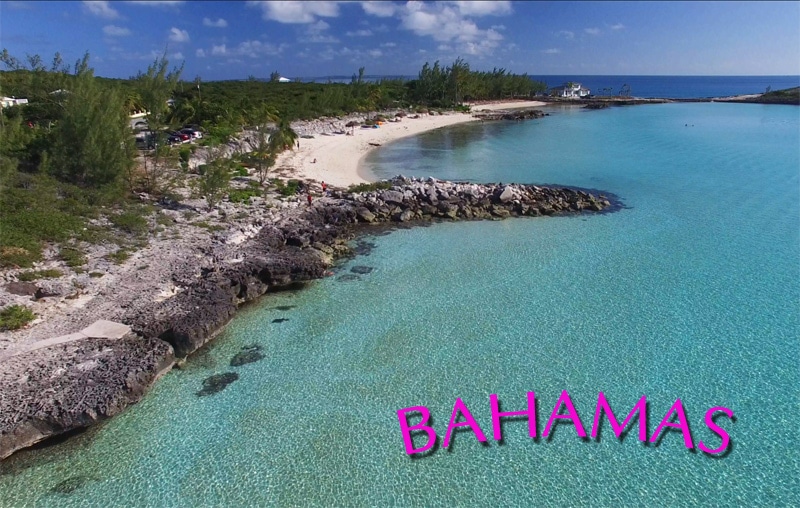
[[47, 53, 134, 189]]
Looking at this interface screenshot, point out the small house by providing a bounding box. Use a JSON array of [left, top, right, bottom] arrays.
[[549, 83, 591, 98]]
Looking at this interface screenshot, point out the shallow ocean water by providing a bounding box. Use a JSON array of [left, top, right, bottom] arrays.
[[1, 103, 798, 506]]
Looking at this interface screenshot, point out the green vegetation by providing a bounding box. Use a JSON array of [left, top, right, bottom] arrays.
[[110, 210, 150, 235], [17, 269, 63, 281], [274, 179, 301, 196], [347, 181, 394, 193], [106, 249, 131, 264], [191, 221, 225, 232], [750, 87, 800, 105], [0, 305, 36, 331], [59, 246, 87, 267], [1, 49, 543, 271], [228, 181, 263, 203]]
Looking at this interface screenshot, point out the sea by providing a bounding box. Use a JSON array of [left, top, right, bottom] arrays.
[[0, 78, 798, 506], [299, 74, 800, 99]]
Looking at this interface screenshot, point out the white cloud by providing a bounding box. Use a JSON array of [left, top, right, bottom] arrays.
[[584, 27, 601, 35], [346, 29, 373, 37], [299, 19, 339, 43], [83, 1, 119, 19], [203, 17, 228, 28], [380, 42, 397, 47], [126, 1, 184, 5], [172, 52, 184, 60], [437, 44, 452, 51], [368, 49, 382, 58], [556, 30, 574, 40], [361, 1, 396, 17], [168, 27, 190, 43], [397, 1, 507, 56], [196, 48, 207, 57], [541, 48, 560, 54], [103, 25, 131, 37], [610, 23, 625, 30], [246, 1, 340, 24], [210, 40, 286, 58], [451, 1, 512, 17]]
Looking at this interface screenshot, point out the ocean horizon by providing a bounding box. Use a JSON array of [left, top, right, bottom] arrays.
[[1, 101, 798, 506], [290, 75, 800, 99]]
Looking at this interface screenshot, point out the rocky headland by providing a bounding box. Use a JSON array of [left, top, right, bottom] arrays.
[[0, 176, 618, 460]]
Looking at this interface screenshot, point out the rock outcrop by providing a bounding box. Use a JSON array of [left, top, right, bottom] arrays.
[[0, 334, 174, 460], [0, 176, 619, 460]]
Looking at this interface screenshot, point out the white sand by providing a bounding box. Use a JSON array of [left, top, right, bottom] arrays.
[[273, 101, 546, 189]]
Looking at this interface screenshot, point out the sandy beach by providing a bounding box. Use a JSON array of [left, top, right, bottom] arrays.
[[274, 101, 546, 188]]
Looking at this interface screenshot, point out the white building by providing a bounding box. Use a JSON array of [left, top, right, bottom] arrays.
[[550, 83, 591, 98], [278, 76, 291, 83]]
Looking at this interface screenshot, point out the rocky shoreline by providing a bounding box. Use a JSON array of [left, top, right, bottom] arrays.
[[0, 176, 619, 460]]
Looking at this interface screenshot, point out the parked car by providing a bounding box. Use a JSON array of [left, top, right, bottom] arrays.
[[167, 133, 184, 145], [180, 128, 202, 140]]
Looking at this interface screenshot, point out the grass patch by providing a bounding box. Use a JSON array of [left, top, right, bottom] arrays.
[[347, 181, 393, 193], [156, 214, 175, 226], [17, 269, 64, 282], [110, 210, 149, 235], [0, 305, 36, 331], [60, 247, 87, 267], [106, 249, 131, 264], [191, 221, 226, 232]]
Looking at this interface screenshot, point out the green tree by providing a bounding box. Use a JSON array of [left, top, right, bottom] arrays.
[[47, 53, 134, 188], [268, 118, 298, 153], [133, 52, 183, 192], [197, 145, 232, 209], [243, 104, 278, 184]]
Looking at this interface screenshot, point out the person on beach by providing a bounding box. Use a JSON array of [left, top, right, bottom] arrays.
[[321, 181, 327, 194]]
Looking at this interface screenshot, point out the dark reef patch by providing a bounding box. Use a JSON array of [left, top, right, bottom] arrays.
[[271, 318, 289, 323], [196, 373, 239, 396], [350, 266, 374, 274], [230, 345, 265, 367], [337, 274, 361, 282]]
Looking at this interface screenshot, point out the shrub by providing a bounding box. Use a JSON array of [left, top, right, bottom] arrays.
[[0, 305, 36, 331], [17, 269, 64, 282], [228, 186, 262, 203], [347, 181, 393, 193], [106, 249, 131, 264], [60, 247, 87, 267], [110, 211, 149, 235], [274, 179, 300, 196]]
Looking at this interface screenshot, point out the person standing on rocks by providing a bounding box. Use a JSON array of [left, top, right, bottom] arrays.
[[307, 192, 313, 206]]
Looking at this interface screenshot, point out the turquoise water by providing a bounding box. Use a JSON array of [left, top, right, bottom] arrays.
[[1, 103, 798, 506]]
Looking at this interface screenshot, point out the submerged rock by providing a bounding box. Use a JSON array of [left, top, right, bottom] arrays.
[[230, 345, 265, 367], [271, 318, 289, 323], [51, 475, 96, 495], [271, 305, 296, 311], [196, 372, 239, 396], [350, 266, 374, 274], [337, 274, 361, 282]]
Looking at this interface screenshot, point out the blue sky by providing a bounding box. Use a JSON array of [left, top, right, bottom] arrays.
[[2, 1, 798, 80]]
